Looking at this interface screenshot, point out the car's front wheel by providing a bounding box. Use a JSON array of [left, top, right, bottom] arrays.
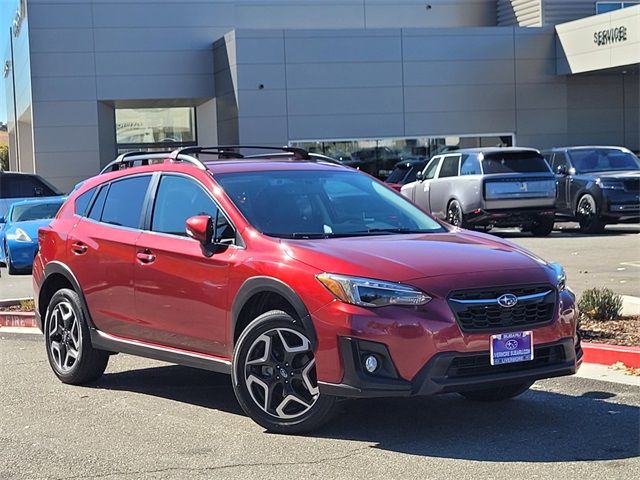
[[232, 310, 336, 433], [5, 242, 18, 275], [576, 194, 606, 233], [45, 288, 109, 384], [459, 381, 533, 402]]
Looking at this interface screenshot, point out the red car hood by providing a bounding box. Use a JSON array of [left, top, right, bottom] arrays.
[[284, 230, 548, 283]]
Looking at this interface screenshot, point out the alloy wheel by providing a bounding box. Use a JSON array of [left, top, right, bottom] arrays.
[[578, 195, 596, 218], [48, 301, 82, 372], [447, 202, 462, 227], [244, 327, 319, 419]]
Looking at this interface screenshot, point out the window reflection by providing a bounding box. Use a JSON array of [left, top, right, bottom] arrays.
[[115, 107, 196, 151], [291, 135, 513, 179]]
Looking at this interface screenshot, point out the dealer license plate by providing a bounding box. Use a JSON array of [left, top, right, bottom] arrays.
[[490, 331, 533, 366]]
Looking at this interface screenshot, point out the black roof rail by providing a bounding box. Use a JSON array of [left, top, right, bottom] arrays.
[[170, 145, 311, 160], [245, 152, 343, 166], [99, 149, 208, 175]]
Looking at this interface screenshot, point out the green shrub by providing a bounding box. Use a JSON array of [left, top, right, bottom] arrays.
[[578, 287, 623, 321]]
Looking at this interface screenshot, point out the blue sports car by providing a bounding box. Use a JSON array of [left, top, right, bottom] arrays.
[[0, 197, 65, 274]]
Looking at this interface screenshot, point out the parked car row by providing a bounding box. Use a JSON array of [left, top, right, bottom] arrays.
[[0, 171, 65, 275], [386, 146, 640, 235]]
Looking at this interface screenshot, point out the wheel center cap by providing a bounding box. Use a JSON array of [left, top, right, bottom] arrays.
[[279, 368, 288, 379]]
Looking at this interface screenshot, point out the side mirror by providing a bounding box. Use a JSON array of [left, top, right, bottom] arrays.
[[416, 171, 424, 181], [186, 215, 213, 246], [556, 165, 568, 175]]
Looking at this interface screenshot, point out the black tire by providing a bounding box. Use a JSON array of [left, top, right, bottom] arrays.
[[232, 310, 336, 434], [459, 381, 533, 402], [576, 194, 606, 234], [44, 288, 109, 384], [446, 200, 466, 228], [529, 218, 554, 237], [6, 242, 18, 275]]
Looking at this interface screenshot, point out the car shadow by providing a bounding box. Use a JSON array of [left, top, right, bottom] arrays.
[[94, 364, 639, 463], [493, 224, 640, 239]]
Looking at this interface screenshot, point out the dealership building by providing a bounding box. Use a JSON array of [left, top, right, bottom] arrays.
[[3, 0, 640, 191]]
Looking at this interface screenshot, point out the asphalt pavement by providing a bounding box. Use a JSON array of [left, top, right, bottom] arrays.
[[1, 333, 639, 480]]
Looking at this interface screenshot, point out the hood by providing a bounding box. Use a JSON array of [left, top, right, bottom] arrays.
[[584, 170, 640, 180], [6, 219, 53, 239], [284, 230, 548, 283]]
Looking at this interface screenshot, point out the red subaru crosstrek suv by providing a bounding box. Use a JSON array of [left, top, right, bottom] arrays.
[[33, 146, 581, 433]]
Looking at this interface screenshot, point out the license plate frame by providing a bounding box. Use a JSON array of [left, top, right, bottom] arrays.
[[490, 331, 534, 366]]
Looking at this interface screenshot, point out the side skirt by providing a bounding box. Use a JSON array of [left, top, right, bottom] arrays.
[[90, 329, 232, 375]]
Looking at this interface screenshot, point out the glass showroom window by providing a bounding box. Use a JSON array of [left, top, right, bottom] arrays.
[[115, 107, 196, 153], [291, 134, 513, 179], [596, 2, 640, 14]]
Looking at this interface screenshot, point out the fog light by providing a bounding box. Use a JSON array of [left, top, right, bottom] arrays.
[[363, 355, 379, 373]]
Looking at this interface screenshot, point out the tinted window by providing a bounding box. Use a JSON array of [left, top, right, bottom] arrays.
[[552, 153, 569, 172], [568, 148, 640, 173], [88, 186, 108, 221], [460, 155, 481, 175], [482, 152, 550, 174], [439, 156, 460, 178], [422, 158, 440, 180], [216, 170, 444, 238], [385, 165, 410, 184], [0, 174, 59, 199], [152, 175, 219, 237], [75, 188, 96, 217], [101, 176, 151, 228]]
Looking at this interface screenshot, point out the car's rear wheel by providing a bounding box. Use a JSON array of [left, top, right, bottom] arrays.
[[446, 200, 466, 228], [529, 217, 555, 237], [45, 288, 109, 384], [577, 194, 606, 233], [232, 310, 336, 433], [459, 381, 533, 402]]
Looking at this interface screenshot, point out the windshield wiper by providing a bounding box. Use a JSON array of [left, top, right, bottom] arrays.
[[268, 228, 435, 239], [348, 228, 432, 235]]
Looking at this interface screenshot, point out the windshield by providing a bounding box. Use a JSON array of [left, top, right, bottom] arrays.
[[482, 152, 550, 174], [10, 202, 63, 222], [215, 170, 445, 238], [568, 149, 640, 173]]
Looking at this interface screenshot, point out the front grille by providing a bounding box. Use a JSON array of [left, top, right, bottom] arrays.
[[447, 344, 566, 379], [448, 284, 556, 332], [623, 178, 640, 193]]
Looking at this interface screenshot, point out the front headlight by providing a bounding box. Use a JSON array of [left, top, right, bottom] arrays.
[[549, 262, 566, 291], [596, 179, 625, 191], [14, 228, 32, 243], [316, 273, 431, 308]]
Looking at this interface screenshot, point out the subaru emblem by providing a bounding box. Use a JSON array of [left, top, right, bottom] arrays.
[[497, 293, 518, 308]]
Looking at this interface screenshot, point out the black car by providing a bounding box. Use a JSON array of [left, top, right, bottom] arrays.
[[384, 157, 428, 190], [542, 146, 640, 233]]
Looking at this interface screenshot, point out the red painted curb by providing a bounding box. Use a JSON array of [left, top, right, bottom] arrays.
[[582, 342, 640, 368], [0, 311, 38, 329]]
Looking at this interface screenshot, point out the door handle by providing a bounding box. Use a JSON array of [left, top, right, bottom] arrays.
[[71, 242, 88, 255], [136, 249, 156, 264]]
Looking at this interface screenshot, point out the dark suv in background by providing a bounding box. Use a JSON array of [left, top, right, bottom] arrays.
[[542, 146, 640, 233]]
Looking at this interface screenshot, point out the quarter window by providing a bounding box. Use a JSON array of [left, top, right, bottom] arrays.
[[88, 186, 108, 221], [100, 176, 151, 229], [460, 155, 481, 175], [75, 188, 96, 217], [439, 156, 461, 178]]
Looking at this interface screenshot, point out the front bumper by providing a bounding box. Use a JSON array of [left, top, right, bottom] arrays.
[[601, 190, 640, 222], [319, 336, 581, 398]]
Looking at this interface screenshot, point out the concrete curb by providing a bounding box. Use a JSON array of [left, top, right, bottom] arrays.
[[0, 311, 37, 329], [582, 342, 640, 368], [0, 297, 33, 307], [621, 295, 640, 317]]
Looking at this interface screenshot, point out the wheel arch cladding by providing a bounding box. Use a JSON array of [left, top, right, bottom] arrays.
[[41, 262, 95, 329], [232, 277, 317, 349]]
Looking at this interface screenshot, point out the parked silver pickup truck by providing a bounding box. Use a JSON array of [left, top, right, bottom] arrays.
[[400, 148, 557, 236]]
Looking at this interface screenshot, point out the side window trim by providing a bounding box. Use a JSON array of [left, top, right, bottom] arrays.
[[146, 172, 243, 248]]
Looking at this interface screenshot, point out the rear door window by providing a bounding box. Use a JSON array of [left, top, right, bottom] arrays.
[[100, 176, 151, 229], [460, 155, 481, 175], [438, 156, 461, 178], [482, 152, 550, 174]]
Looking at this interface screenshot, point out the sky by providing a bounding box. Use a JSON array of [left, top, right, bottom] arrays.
[[0, 0, 17, 124]]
